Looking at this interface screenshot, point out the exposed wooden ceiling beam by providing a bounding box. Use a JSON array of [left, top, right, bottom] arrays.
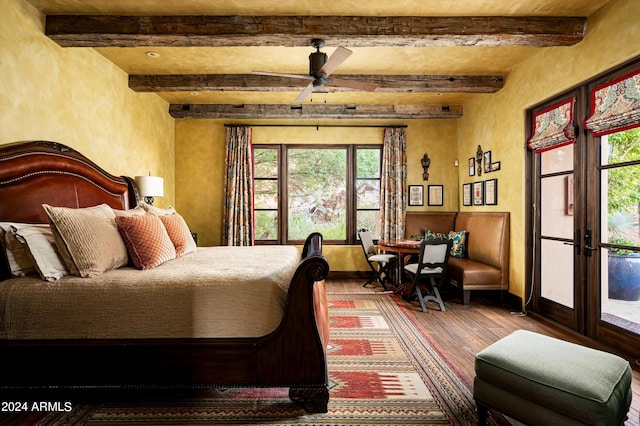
[[130, 74, 504, 93], [46, 15, 586, 48], [168, 104, 463, 119]]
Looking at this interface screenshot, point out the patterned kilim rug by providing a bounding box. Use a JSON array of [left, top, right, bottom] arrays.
[[4, 293, 495, 425]]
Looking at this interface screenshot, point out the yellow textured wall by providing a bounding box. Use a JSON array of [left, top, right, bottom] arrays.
[[174, 119, 458, 271], [0, 0, 175, 206], [456, 0, 640, 300]]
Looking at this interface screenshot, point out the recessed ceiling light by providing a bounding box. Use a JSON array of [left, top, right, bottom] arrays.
[[146, 51, 160, 58]]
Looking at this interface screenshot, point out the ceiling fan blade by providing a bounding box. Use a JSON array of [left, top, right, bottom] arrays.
[[318, 46, 352, 77], [329, 77, 378, 92], [252, 70, 313, 80], [295, 82, 315, 102]]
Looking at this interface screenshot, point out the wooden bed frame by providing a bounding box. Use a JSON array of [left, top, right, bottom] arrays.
[[0, 141, 330, 413]]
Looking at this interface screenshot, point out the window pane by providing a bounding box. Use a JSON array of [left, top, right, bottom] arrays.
[[288, 148, 347, 241], [603, 164, 640, 248], [601, 129, 640, 166], [254, 179, 278, 209], [254, 148, 278, 178], [255, 210, 278, 241], [540, 145, 573, 175], [357, 210, 380, 240], [357, 148, 381, 178], [356, 179, 380, 209]]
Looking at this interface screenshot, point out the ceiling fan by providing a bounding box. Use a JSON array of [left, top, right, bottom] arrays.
[[252, 39, 378, 102]]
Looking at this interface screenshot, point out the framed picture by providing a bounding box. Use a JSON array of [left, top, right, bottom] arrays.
[[408, 185, 424, 206], [468, 157, 475, 176], [491, 161, 501, 172], [462, 183, 472, 206], [427, 185, 444, 206], [485, 179, 498, 205], [473, 181, 484, 206], [483, 151, 492, 174]]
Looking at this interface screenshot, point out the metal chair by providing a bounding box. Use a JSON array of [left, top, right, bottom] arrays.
[[358, 229, 397, 290], [404, 238, 452, 312]]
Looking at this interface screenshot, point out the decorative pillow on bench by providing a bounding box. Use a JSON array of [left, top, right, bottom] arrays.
[[425, 229, 467, 258]]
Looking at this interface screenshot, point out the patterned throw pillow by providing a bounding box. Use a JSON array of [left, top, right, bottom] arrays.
[[424, 228, 468, 258], [447, 230, 467, 258], [424, 229, 447, 240], [115, 213, 176, 270], [159, 213, 197, 257]]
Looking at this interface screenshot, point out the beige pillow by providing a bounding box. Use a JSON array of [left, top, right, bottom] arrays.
[[42, 204, 129, 278], [159, 213, 197, 257], [12, 224, 68, 282], [115, 213, 176, 270]]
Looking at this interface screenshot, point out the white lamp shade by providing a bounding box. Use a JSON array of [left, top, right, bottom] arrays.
[[135, 175, 164, 197]]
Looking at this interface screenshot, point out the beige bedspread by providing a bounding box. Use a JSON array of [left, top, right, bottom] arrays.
[[0, 245, 301, 339]]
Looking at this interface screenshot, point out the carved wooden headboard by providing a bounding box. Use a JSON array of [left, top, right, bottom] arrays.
[[0, 141, 139, 278], [0, 141, 138, 223]]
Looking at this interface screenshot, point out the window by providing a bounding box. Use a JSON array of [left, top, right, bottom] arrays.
[[253, 145, 382, 244]]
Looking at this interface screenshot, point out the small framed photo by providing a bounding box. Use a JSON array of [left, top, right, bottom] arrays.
[[408, 185, 424, 206], [485, 179, 498, 205], [427, 185, 444, 206], [483, 151, 492, 174], [473, 181, 484, 206], [468, 157, 475, 176], [462, 183, 472, 206], [491, 161, 501, 172]]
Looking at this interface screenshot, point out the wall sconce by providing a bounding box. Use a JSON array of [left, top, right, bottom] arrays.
[[476, 145, 483, 176], [421, 153, 431, 181], [135, 174, 164, 205]]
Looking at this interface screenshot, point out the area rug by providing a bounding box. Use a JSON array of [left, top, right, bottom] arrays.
[[4, 293, 494, 425]]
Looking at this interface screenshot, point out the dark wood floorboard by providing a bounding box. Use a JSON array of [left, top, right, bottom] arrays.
[[327, 278, 640, 426]]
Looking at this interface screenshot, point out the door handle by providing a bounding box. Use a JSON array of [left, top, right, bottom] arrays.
[[584, 229, 595, 257]]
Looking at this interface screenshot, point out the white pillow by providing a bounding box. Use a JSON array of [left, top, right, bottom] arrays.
[[42, 204, 129, 278], [12, 224, 68, 282]]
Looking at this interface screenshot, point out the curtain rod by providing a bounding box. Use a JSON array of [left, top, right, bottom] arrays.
[[224, 124, 407, 129]]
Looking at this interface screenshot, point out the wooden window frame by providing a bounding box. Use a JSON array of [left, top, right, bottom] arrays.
[[253, 144, 382, 245]]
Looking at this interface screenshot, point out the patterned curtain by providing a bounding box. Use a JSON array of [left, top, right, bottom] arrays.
[[379, 127, 407, 241], [527, 98, 576, 153], [223, 126, 254, 246], [584, 68, 640, 136]]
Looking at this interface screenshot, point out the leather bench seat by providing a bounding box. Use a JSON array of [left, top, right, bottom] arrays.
[[405, 211, 510, 304], [448, 257, 501, 288]]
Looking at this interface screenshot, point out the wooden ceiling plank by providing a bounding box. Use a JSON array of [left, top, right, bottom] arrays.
[[168, 103, 463, 119], [46, 15, 586, 48], [129, 74, 505, 93]]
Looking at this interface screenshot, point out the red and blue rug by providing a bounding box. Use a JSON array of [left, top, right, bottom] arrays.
[[5, 293, 492, 425]]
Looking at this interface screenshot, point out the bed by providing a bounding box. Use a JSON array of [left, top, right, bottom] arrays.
[[0, 140, 330, 413]]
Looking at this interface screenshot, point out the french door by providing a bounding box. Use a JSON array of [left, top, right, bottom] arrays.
[[530, 62, 640, 358], [531, 89, 587, 334]]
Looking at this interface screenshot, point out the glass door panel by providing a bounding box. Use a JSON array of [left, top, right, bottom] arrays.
[[540, 239, 575, 308], [539, 145, 576, 310], [598, 130, 640, 335]]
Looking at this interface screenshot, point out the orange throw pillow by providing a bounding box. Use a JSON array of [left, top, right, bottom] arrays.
[[115, 213, 176, 270], [159, 213, 197, 257]]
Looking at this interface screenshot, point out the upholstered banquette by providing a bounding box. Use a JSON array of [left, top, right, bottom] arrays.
[[406, 211, 510, 304]]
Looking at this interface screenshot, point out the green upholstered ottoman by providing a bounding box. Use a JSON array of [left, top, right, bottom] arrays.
[[473, 330, 632, 426]]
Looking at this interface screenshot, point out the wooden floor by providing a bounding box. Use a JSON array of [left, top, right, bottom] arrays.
[[328, 278, 640, 426]]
